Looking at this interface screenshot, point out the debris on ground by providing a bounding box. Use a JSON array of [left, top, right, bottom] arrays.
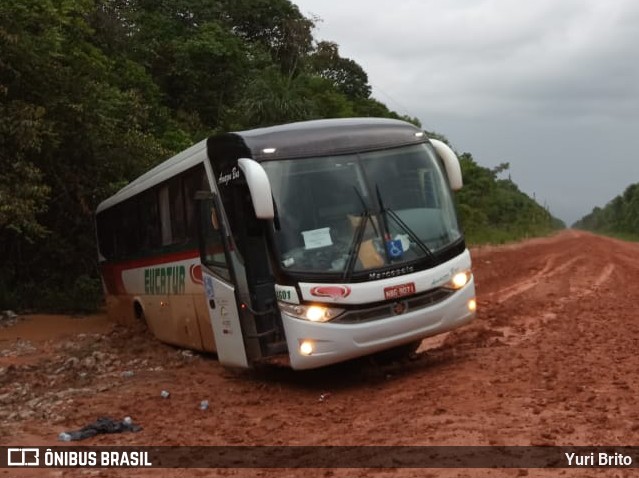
[[58, 416, 142, 441], [0, 310, 18, 327], [318, 392, 331, 402]]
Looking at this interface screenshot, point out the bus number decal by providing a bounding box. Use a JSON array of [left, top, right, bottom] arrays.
[[275, 285, 299, 304]]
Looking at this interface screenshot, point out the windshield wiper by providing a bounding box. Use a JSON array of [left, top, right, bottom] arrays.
[[342, 210, 368, 281], [342, 187, 376, 281], [374, 186, 393, 263], [375, 185, 434, 260]]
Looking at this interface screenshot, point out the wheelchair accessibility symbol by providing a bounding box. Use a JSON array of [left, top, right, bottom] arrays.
[[386, 239, 404, 259]]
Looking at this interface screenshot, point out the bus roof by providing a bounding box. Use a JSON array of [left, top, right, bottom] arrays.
[[97, 118, 424, 213], [223, 117, 424, 162]]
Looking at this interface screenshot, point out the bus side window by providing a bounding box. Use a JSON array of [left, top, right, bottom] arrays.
[[96, 209, 116, 259], [184, 165, 209, 243], [169, 176, 186, 243], [200, 199, 231, 282], [159, 185, 172, 246], [117, 200, 141, 256], [139, 189, 161, 250]]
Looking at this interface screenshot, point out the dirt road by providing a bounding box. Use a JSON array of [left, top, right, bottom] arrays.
[[2, 230, 639, 477]]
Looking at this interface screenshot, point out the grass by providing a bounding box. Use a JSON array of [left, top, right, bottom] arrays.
[[464, 225, 562, 246], [588, 230, 639, 243]]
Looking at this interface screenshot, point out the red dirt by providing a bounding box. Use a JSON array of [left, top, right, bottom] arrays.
[[2, 230, 639, 477]]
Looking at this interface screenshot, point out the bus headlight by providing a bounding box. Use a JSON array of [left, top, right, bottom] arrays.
[[278, 302, 345, 323], [445, 270, 472, 290]]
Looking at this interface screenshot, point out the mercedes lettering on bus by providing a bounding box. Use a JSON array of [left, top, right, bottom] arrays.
[[95, 118, 476, 370]]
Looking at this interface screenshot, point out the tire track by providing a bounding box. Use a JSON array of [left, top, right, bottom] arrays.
[[487, 254, 582, 304]]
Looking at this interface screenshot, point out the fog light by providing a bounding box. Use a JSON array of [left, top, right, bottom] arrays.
[[468, 298, 477, 312], [300, 340, 314, 356]]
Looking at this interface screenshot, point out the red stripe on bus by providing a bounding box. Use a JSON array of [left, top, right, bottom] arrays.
[[108, 249, 201, 270], [100, 264, 125, 295]]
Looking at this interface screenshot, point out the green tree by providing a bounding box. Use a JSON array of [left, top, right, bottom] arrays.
[[575, 182, 639, 236], [0, 0, 171, 310], [455, 152, 562, 243], [311, 41, 371, 99], [0, 0, 564, 311], [227, 66, 315, 128], [219, 0, 314, 77]]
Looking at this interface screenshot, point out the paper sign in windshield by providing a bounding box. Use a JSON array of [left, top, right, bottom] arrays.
[[302, 227, 333, 249]]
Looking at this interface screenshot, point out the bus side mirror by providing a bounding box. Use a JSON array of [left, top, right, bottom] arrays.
[[237, 158, 275, 219], [430, 139, 463, 191]]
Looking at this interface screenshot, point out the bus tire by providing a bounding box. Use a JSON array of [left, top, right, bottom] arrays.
[[133, 301, 147, 328], [372, 340, 421, 364]]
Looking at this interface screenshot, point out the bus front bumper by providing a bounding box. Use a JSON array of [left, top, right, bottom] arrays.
[[281, 278, 476, 370]]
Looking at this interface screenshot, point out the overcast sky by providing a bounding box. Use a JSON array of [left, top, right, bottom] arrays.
[[294, 0, 639, 225]]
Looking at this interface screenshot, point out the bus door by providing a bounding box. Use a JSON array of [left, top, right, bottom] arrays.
[[204, 137, 288, 368], [198, 194, 250, 368], [198, 190, 287, 368]]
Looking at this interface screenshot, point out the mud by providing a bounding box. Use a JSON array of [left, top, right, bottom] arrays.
[[2, 230, 639, 477]]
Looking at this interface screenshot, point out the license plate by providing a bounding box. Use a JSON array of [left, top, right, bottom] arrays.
[[384, 282, 416, 300]]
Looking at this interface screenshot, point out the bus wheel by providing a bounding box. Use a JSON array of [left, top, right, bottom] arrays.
[[372, 340, 421, 364], [133, 301, 147, 328]]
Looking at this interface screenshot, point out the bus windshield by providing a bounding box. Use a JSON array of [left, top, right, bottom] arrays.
[[262, 143, 462, 277]]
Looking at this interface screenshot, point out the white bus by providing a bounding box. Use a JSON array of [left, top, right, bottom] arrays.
[[96, 118, 476, 369]]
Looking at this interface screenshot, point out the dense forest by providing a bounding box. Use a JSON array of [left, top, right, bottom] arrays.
[[0, 0, 561, 312], [454, 156, 563, 244], [574, 183, 639, 238]]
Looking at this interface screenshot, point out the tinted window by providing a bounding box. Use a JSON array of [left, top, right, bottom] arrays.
[[96, 164, 209, 261]]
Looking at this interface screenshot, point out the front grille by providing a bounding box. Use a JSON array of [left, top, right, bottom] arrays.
[[332, 287, 454, 324]]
